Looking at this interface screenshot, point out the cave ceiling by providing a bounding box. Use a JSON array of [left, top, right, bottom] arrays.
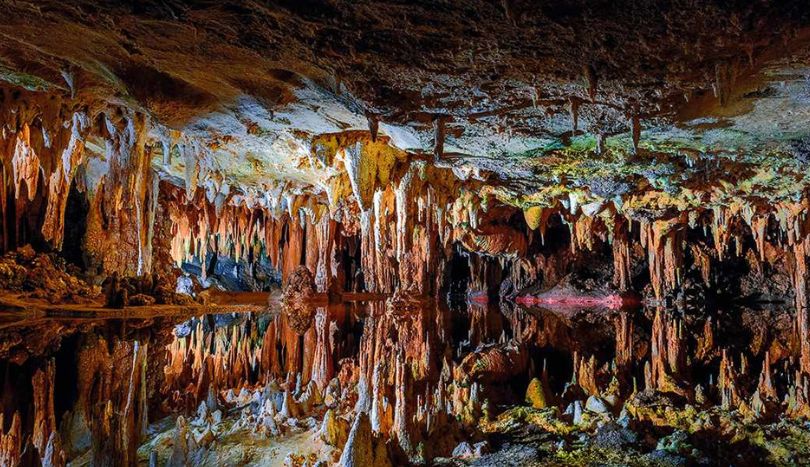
[[2, 0, 810, 216]]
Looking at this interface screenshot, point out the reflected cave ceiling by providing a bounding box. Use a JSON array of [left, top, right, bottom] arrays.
[[2, 0, 810, 216]]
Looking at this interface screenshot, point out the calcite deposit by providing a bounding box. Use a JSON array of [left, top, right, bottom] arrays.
[[3, 1, 810, 466]]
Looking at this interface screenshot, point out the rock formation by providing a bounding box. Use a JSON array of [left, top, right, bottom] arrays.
[[0, 1, 810, 465]]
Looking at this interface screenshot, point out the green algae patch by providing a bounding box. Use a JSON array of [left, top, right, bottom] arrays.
[[0, 65, 57, 91], [550, 445, 660, 467]]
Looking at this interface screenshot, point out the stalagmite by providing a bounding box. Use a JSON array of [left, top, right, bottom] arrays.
[[320, 409, 349, 447], [339, 412, 391, 467], [525, 377, 548, 409]]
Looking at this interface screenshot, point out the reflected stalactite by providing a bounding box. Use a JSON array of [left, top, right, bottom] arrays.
[[718, 349, 741, 410], [32, 359, 61, 465], [615, 311, 634, 378], [0, 412, 21, 467], [645, 309, 689, 398]]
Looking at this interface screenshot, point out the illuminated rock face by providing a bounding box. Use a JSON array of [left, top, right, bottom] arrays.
[[0, 3, 809, 313], [4, 1, 810, 465]]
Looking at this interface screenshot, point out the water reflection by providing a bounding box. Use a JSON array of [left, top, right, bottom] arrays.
[[0, 297, 803, 465]]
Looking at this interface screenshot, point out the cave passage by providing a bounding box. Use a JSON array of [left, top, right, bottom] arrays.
[[3, 1, 810, 466]]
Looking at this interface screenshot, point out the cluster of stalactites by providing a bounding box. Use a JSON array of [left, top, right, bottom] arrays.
[[16, 334, 150, 465], [0, 360, 68, 466], [0, 90, 90, 250], [359, 162, 457, 295], [322, 135, 529, 296], [166, 128, 490, 295], [0, 90, 166, 275], [165, 184, 342, 288], [519, 198, 810, 303]]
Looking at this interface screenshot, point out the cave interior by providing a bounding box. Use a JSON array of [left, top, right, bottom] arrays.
[[2, 1, 810, 466]]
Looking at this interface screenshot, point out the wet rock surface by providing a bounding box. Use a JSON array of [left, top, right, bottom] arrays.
[[2, 1, 810, 466]]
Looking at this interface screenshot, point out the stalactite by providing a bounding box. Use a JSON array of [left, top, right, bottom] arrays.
[[315, 215, 338, 293], [395, 166, 416, 263], [612, 216, 631, 291], [690, 244, 712, 286], [569, 215, 596, 253], [41, 111, 90, 248], [711, 206, 735, 261], [392, 350, 414, 457], [433, 116, 446, 161], [523, 206, 547, 232], [695, 318, 715, 360], [343, 142, 373, 211], [757, 351, 777, 401], [576, 353, 599, 396], [11, 123, 40, 201], [795, 239, 810, 376], [367, 113, 379, 142], [640, 217, 684, 301], [741, 204, 768, 263], [714, 61, 736, 106]]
